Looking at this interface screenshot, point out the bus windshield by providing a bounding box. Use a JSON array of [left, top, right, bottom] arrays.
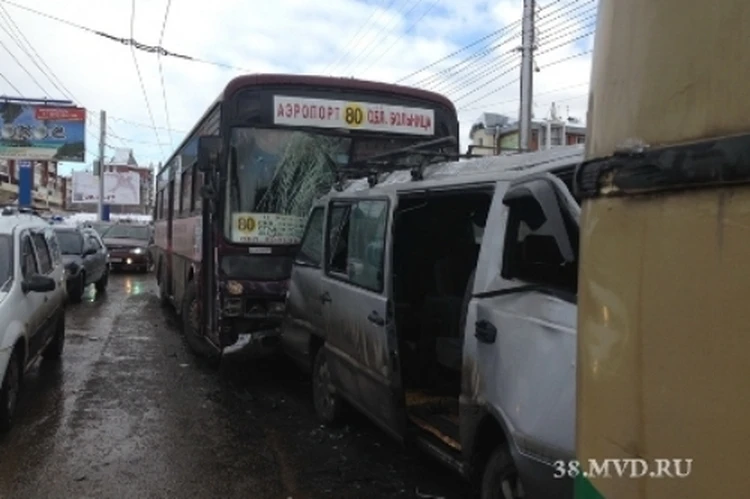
[[225, 128, 351, 244], [224, 127, 436, 245]]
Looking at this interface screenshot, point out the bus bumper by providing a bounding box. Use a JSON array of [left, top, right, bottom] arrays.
[[222, 328, 281, 359]]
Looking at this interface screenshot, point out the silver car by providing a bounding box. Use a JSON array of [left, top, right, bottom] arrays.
[[0, 208, 67, 432]]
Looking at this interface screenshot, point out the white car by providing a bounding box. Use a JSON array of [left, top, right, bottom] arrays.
[[0, 207, 67, 432]]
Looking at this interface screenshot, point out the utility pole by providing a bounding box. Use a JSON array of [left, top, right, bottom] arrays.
[[97, 110, 106, 221], [519, 0, 535, 152]]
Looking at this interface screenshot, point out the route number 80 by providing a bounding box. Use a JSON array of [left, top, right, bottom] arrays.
[[344, 104, 364, 126], [236, 216, 256, 232]]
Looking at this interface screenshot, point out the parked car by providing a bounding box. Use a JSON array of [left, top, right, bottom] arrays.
[[53, 225, 109, 303], [101, 223, 153, 273], [280, 146, 582, 499], [0, 207, 67, 432]]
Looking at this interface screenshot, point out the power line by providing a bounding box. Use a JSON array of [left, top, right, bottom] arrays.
[[356, 0, 441, 76], [0, 38, 49, 96], [0, 70, 22, 94], [324, 0, 401, 74], [157, 0, 174, 150], [0, 0, 253, 72], [129, 0, 163, 159]]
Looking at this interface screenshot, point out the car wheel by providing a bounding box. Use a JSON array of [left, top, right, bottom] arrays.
[[95, 268, 109, 294], [0, 348, 21, 433], [312, 346, 345, 426], [480, 446, 524, 499], [42, 313, 65, 360], [181, 281, 219, 361]]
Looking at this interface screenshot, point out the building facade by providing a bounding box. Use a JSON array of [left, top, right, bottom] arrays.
[[0, 158, 67, 210], [468, 111, 587, 156], [64, 148, 154, 215]]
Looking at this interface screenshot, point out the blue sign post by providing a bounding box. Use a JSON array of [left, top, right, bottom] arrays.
[[102, 204, 110, 221], [17, 160, 32, 208]]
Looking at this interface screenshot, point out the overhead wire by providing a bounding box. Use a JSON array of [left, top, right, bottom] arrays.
[[157, 0, 174, 150], [0, 0, 254, 73], [343, 0, 428, 75], [323, 0, 401, 74], [356, 0, 441, 76], [129, 0, 163, 159], [0, 70, 22, 95]]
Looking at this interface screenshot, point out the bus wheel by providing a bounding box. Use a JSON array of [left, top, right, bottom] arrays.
[[481, 446, 524, 499], [157, 263, 169, 307], [181, 281, 215, 360]]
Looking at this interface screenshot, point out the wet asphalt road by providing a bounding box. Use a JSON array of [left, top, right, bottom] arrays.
[[0, 274, 467, 499]]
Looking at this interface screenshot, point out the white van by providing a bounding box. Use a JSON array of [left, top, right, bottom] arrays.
[[281, 145, 582, 498]]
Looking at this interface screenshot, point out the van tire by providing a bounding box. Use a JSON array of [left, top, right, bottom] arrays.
[[312, 347, 345, 426], [480, 446, 523, 499]]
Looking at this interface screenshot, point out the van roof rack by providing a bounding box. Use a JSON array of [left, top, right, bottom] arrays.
[[334, 136, 479, 190]]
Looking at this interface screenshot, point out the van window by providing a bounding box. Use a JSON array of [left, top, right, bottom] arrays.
[[296, 207, 324, 267], [327, 199, 388, 292], [502, 195, 577, 292], [31, 233, 53, 274]]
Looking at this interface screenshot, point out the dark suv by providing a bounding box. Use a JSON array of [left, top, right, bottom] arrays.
[[101, 223, 153, 273]]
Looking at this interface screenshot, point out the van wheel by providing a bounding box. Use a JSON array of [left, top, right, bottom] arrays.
[[42, 313, 65, 360], [481, 446, 524, 499], [312, 347, 344, 425], [0, 349, 21, 432]]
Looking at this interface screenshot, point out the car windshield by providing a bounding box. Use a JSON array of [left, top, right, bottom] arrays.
[[104, 225, 151, 240], [55, 230, 83, 255], [89, 222, 111, 236], [0, 235, 11, 286]]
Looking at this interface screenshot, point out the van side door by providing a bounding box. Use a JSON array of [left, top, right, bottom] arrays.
[[320, 196, 406, 440], [281, 206, 326, 371], [463, 173, 579, 490]]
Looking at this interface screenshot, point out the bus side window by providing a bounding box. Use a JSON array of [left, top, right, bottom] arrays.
[[193, 169, 203, 212], [181, 166, 193, 215]]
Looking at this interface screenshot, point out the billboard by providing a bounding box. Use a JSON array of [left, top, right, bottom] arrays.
[[0, 103, 86, 162], [72, 171, 141, 205]]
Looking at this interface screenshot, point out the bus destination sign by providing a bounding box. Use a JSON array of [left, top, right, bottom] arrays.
[[273, 96, 435, 136]]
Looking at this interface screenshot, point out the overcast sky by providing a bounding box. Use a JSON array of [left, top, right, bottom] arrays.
[[0, 0, 595, 175]]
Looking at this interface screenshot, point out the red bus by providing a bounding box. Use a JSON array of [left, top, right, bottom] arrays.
[[153, 73, 459, 360]]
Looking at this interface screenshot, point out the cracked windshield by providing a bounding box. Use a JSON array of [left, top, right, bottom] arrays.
[[226, 128, 351, 244]]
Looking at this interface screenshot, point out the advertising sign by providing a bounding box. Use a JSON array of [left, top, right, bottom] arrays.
[[273, 96, 435, 135], [231, 212, 306, 244], [71, 171, 141, 205], [0, 102, 86, 162]]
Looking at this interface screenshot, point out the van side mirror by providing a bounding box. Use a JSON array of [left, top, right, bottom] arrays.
[[197, 136, 222, 174]]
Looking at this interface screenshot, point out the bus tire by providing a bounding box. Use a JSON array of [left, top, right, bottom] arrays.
[[181, 281, 217, 361], [157, 262, 169, 307]]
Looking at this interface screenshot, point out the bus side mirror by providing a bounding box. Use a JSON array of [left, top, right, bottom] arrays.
[[197, 136, 222, 174]]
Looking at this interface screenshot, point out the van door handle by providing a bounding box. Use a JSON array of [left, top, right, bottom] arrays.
[[320, 292, 331, 304], [475, 320, 497, 344], [367, 311, 385, 326]]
